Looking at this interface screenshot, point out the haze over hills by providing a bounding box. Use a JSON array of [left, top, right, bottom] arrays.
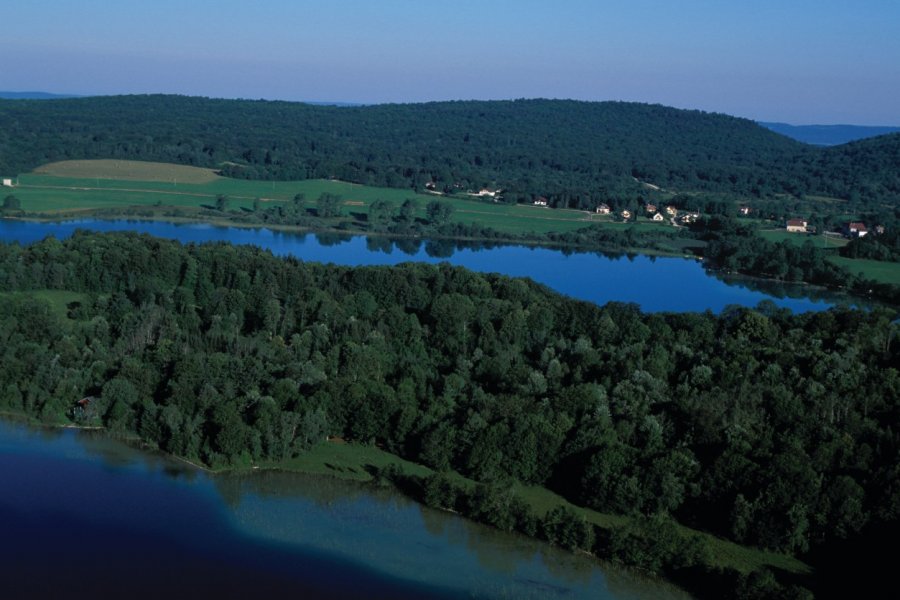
[[760, 122, 900, 146], [0, 91, 82, 100], [0, 94, 898, 206]]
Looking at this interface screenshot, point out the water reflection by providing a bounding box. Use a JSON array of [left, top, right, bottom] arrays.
[[2, 419, 692, 599], [0, 217, 872, 313]]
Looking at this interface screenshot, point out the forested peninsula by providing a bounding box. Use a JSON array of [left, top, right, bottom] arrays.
[[2, 232, 897, 599]]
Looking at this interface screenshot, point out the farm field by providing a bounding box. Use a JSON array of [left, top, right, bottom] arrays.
[[8, 159, 672, 237], [758, 229, 849, 249]]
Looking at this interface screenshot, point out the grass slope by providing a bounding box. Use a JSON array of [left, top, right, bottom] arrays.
[[828, 256, 900, 285]]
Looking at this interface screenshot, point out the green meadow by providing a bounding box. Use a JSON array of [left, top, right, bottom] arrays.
[[829, 256, 900, 285], [11, 160, 623, 236]]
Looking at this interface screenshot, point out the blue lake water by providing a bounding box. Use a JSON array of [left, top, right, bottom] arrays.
[[0, 218, 865, 312], [0, 421, 689, 599]]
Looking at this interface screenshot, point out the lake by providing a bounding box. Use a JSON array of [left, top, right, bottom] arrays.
[[0, 218, 865, 312], [0, 420, 689, 600]]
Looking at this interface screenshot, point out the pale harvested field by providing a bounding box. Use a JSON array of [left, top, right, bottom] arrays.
[[34, 160, 222, 184]]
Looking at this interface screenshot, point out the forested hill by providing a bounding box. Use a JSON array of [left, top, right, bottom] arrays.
[[0, 95, 802, 193], [791, 133, 900, 202], [0, 94, 898, 205]]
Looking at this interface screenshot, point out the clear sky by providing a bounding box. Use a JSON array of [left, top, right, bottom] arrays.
[[2, 0, 898, 124]]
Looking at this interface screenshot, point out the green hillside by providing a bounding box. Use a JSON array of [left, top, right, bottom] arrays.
[[0, 94, 853, 208]]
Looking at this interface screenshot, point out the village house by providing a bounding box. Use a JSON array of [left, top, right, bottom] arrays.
[[533, 196, 548, 206], [786, 219, 808, 233], [665, 205, 677, 216], [645, 204, 657, 214], [595, 203, 610, 214], [425, 181, 437, 191], [652, 213, 665, 221], [1, 178, 12, 187], [620, 209, 632, 220], [844, 222, 868, 238], [875, 225, 885, 235], [679, 212, 700, 224], [739, 206, 751, 216]]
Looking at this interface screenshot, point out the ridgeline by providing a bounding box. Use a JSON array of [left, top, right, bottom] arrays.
[[1, 95, 898, 207]]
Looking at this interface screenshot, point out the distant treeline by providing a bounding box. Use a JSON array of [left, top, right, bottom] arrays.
[[1, 232, 898, 597], [1, 95, 898, 207]]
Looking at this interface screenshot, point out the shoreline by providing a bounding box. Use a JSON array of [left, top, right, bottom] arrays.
[[3, 209, 700, 260], [7, 210, 896, 312], [0, 411, 811, 580]]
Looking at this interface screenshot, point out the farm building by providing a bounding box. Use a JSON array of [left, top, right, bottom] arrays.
[[786, 219, 808, 233], [845, 222, 868, 238]]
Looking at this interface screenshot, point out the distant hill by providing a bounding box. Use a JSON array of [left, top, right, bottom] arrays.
[[760, 121, 900, 146], [0, 91, 82, 100], [0, 94, 897, 206]]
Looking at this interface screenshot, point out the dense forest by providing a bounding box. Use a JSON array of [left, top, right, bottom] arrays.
[[1, 95, 899, 207], [1, 232, 897, 598]]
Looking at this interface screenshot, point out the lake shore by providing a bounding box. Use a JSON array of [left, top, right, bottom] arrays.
[[0, 409, 811, 586]]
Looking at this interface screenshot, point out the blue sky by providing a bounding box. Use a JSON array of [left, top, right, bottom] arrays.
[[2, 0, 898, 124]]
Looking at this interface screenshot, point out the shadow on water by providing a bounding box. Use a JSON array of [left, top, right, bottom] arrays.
[[3, 416, 692, 600], [1, 218, 883, 313]]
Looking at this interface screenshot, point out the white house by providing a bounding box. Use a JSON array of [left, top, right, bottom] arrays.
[[652, 213, 665, 221], [845, 222, 868, 238], [595, 203, 610, 215], [1, 178, 12, 187], [533, 196, 548, 206], [786, 219, 808, 233], [621, 210, 632, 219]]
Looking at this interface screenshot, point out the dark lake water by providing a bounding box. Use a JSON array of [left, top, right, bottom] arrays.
[[0, 420, 690, 600], [0, 218, 866, 312]]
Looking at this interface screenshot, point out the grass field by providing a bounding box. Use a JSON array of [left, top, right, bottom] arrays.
[[829, 256, 900, 285], [8, 159, 682, 238], [758, 229, 849, 249]]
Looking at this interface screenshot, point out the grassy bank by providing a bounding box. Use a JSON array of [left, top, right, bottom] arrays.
[[252, 437, 810, 577]]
